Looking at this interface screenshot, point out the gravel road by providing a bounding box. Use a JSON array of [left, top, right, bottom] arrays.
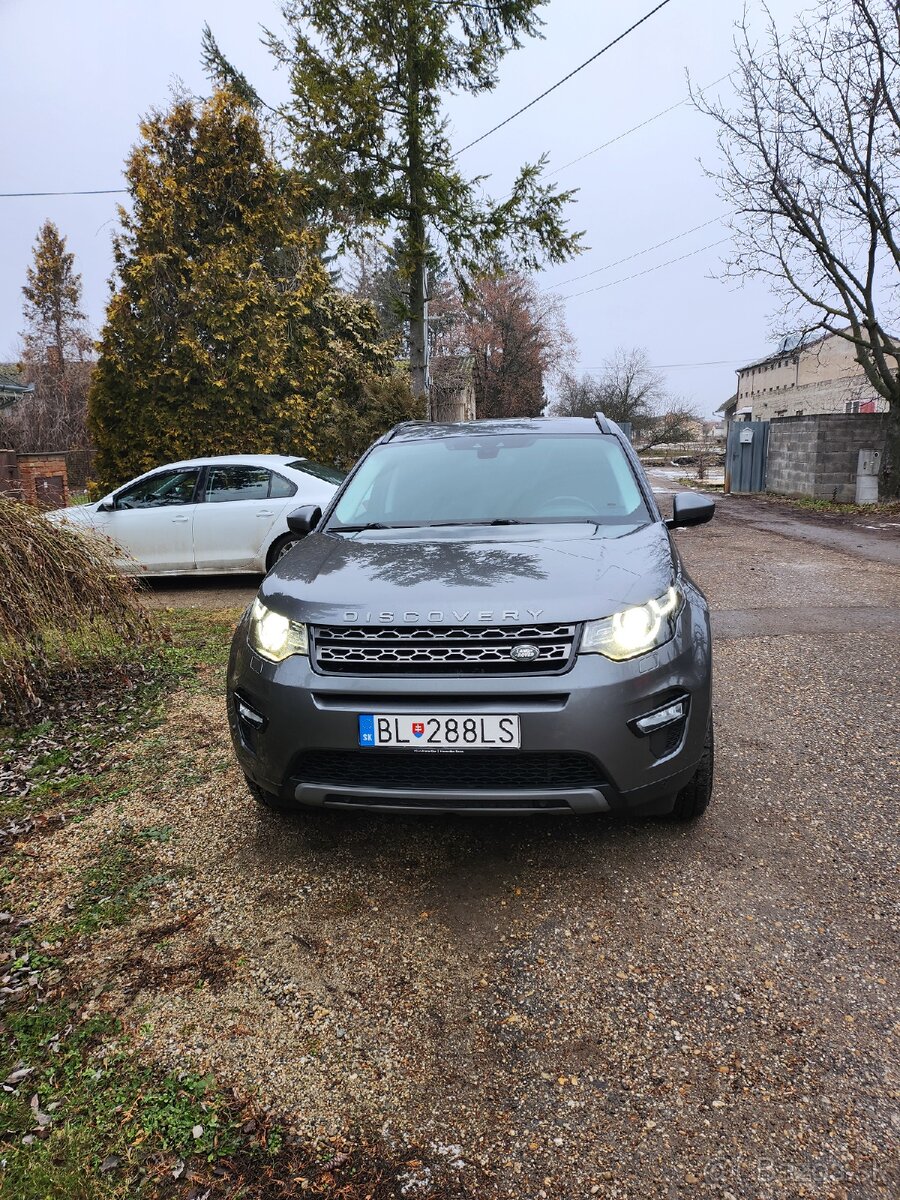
[[42, 506, 899, 1198]]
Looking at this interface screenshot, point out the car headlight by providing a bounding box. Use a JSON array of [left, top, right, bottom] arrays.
[[248, 597, 308, 662], [580, 586, 681, 661]]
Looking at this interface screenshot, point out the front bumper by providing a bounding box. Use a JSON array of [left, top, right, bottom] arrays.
[[226, 594, 712, 816]]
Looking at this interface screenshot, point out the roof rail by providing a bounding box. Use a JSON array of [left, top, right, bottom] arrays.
[[383, 420, 425, 442], [593, 411, 612, 434]]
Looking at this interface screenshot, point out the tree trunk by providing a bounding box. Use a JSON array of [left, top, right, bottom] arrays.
[[882, 381, 900, 499], [405, 7, 429, 418], [409, 249, 428, 413]]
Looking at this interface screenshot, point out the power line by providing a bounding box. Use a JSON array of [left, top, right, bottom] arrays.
[[455, 0, 677, 155], [2, 60, 733, 208], [544, 216, 725, 292], [491, 68, 732, 205], [548, 72, 732, 179], [0, 188, 127, 198], [580, 358, 749, 371], [650, 359, 747, 368], [557, 235, 732, 300]]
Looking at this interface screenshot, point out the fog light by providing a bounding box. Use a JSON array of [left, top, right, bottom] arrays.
[[633, 698, 687, 735], [235, 695, 266, 730]]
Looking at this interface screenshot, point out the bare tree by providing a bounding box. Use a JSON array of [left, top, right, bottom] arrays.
[[551, 347, 698, 450], [550, 371, 606, 419], [429, 272, 573, 418], [694, 0, 900, 494]]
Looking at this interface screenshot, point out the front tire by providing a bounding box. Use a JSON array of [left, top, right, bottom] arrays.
[[668, 722, 714, 822], [246, 777, 293, 812]]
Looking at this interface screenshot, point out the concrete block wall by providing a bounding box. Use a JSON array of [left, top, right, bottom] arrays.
[[767, 414, 888, 500], [765, 418, 818, 496]]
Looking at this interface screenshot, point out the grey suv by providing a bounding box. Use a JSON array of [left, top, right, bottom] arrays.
[[227, 416, 715, 819]]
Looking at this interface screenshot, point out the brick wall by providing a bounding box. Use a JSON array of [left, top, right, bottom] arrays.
[[766, 414, 888, 501], [14, 453, 69, 509]]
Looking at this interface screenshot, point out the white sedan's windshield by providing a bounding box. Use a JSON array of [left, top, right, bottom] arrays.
[[329, 434, 650, 529]]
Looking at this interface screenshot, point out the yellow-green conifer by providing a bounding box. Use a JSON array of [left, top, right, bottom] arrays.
[[90, 90, 408, 488]]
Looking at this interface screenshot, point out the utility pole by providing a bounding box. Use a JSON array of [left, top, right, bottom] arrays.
[[422, 260, 431, 419]]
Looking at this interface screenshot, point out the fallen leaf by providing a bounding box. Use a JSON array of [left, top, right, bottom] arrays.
[[4, 1065, 33, 1087]]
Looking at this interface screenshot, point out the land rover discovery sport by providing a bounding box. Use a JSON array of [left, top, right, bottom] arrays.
[[227, 416, 715, 818]]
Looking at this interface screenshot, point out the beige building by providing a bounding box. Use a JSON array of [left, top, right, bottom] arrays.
[[734, 330, 889, 421], [429, 354, 476, 421]]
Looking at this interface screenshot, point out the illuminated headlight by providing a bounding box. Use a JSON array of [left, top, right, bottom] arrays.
[[248, 598, 308, 663], [580, 587, 682, 661]]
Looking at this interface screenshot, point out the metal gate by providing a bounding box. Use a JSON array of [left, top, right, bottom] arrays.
[[35, 474, 66, 508], [725, 420, 769, 493]]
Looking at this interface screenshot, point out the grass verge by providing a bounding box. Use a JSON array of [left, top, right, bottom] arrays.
[[765, 493, 900, 517], [1, 925, 469, 1199], [1, 610, 236, 826]]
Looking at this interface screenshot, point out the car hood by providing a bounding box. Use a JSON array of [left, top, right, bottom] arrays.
[[44, 503, 99, 525], [260, 523, 676, 625]]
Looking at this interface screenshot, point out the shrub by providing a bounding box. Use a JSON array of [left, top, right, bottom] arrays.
[[311, 370, 423, 470], [0, 499, 155, 723]]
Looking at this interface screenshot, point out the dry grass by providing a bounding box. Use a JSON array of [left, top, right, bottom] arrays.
[[0, 498, 156, 723]]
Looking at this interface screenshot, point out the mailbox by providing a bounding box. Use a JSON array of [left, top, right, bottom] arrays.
[[739, 427, 754, 444]]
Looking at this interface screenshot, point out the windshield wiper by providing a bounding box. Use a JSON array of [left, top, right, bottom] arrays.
[[423, 517, 603, 527], [423, 518, 529, 527], [331, 522, 416, 532]]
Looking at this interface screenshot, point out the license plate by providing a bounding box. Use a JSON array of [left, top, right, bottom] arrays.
[[358, 714, 520, 749]]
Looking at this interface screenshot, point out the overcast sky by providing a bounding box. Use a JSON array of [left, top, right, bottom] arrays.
[[1, 0, 809, 416]]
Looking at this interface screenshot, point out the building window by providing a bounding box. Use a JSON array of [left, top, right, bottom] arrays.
[[845, 400, 861, 414]]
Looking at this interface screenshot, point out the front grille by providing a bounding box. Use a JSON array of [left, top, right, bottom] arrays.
[[292, 750, 604, 792], [311, 623, 577, 675]]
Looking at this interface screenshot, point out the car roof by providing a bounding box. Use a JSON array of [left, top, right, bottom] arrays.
[[383, 417, 611, 442], [162, 454, 312, 471]]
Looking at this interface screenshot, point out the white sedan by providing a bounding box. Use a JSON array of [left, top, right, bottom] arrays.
[[48, 454, 341, 575]]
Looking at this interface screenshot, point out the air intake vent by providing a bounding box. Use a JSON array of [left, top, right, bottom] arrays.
[[292, 749, 604, 791]]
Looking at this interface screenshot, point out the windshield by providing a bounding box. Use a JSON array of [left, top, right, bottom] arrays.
[[286, 459, 345, 484], [328, 434, 650, 530]]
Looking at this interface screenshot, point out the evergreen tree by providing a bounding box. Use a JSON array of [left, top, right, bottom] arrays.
[[22, 220, 90, 369], [4, 221, 94, 455], [90, 89, 404, 488], [203, 1, 583, 414], [305, 287, 419, 468]]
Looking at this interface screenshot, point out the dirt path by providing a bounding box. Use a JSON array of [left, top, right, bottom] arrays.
[[22, 513, 900, 1199], [139, 573, 259, 612], [648, 468, 900, 567]]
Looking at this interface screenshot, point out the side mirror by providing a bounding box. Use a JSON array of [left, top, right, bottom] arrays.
[[96, 495, 115, 512], [286, 504, 322, 537], [666, 493, 715, 530]]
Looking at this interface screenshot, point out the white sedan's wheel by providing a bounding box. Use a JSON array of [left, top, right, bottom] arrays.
[[267, 534, 300, 571]]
